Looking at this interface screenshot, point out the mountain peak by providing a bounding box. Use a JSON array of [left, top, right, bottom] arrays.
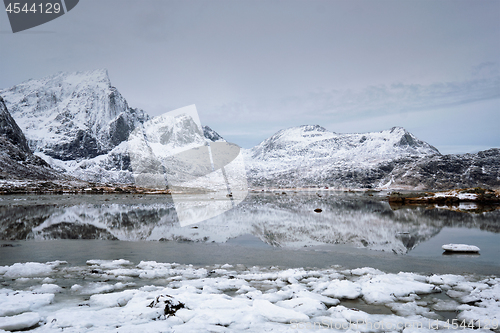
[[0, 69, 148, 161], [12, 69, 111, 91], [389, 126, 407, 133], [203, 126, 225, 142]]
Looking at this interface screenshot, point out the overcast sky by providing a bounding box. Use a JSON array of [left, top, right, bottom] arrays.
[[1, 0, 499, 153]]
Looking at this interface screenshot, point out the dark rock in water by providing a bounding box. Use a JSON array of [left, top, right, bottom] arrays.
[[314, 208, 322, 213]]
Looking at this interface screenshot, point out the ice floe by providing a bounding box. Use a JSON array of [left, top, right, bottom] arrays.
[[442, 244, 480, 253]]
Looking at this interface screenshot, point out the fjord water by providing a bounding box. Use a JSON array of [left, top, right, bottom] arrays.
[[1, 192, 499, 275]]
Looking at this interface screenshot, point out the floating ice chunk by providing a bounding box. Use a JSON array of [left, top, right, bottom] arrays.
[[29, 284, 63, 294], [70, 282, 133, 295], [89, 290, 137, 308], [276, 297, 327, 316], [1, 261, 65, 278], [359, 273, 440, 304], [0, 312, 40, 331], [431, 299, 460, 311], [388, 301, 440, 319], [0, 289, 54, 316], [427, 274, 466, 286], [320, 280, 362, 299], [42, 277, 56, 284], [442, 244, 480, 253], [253, 299, 309, 323], [328, 305, 371, 323], [350, 267, 384, 276], [86, 259, 134, 269], [294, 290, 340, 306]]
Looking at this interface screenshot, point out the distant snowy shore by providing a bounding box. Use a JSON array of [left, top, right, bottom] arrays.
[[0, 260, 498, 332]]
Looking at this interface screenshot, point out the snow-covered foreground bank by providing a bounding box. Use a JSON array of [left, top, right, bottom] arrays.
[[0, 260, 499, 332]]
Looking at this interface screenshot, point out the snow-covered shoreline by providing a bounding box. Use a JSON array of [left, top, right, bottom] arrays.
[[0, 260, 498, 332]]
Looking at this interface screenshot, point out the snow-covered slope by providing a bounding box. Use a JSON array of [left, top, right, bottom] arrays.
[[244, 125, 441, 188], [0, 69, 149, 161]]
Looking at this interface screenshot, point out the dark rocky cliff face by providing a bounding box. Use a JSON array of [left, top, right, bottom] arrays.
[[0, 96, 30, 153], [0, 97, 58, 180]]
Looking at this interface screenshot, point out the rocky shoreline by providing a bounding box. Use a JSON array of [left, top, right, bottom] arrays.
[[389, 187, 500, 205]]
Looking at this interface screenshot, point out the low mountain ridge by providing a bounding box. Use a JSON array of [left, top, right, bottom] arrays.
[[244, 125, 451, 189]]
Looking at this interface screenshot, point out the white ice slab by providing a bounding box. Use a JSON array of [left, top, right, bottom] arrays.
[[442, 244, 480, 253]]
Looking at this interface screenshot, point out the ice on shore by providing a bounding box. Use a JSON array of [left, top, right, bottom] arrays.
[[0, 260, 499, 332], [0, 312, 40, 331]]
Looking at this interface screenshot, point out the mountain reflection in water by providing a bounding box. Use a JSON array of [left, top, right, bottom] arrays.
[[0, 192, 499, 255]]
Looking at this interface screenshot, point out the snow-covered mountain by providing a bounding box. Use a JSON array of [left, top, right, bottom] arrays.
[[244, 125, 442, 189], [0, 69, 149, 161], [0, 70, 227, 184], [2, 70, 497, 189]]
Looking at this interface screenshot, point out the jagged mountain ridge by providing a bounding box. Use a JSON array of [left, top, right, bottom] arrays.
[[0, 69, 149, 161], [2, 70, 498, 189]]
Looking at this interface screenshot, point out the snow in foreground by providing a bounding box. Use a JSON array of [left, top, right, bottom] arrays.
[[0, 260, 499, 332]]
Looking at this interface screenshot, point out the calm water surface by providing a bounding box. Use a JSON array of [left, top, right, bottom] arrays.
[[1, 192, 499, 275]]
